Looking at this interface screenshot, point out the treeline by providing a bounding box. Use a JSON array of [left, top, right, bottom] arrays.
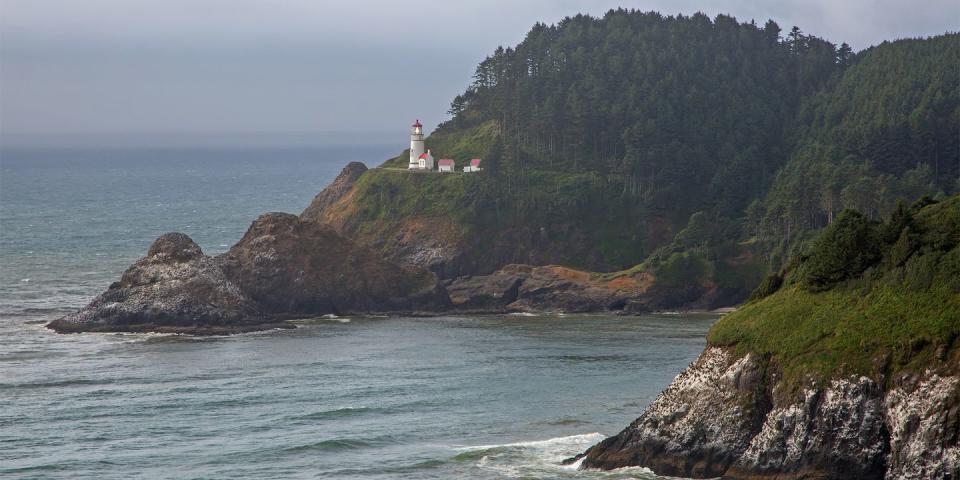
[[756, 34, 960, 257], [436, 10, 957, 269], [751, 194, 959, 300], [441, 9, 847, 218]]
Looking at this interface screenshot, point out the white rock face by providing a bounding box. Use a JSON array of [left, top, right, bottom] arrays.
[[733, 376, 887, 477], [580, 346, 959, 479], [884, 373, 960, 480], [639, 348, 761, 453], [580, 347, 769, 477]]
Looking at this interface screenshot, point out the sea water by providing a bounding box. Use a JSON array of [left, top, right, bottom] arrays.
[[0, 145, 713, 479]]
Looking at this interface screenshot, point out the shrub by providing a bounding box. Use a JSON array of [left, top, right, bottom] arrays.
[[748, 272, 784, 302], [800, 209, 881, 291]]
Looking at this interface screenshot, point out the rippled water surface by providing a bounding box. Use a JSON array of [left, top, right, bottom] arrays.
[[1, 146, 714, 479]]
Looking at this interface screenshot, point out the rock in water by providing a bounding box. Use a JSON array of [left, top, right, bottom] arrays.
[[47, 233, 263, 334], [577, 348, 769, 477], [49, 214, 450, 334]]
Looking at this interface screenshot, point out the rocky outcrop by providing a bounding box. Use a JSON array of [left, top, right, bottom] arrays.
[[49, 213, 449, 334], [47, 233, 269, 334], [447, 264, 652, 313], [576, 348, 770, 477], [575, 347, 960, 479], [445, 263, 727, 314], [221, 212, 449, 315]]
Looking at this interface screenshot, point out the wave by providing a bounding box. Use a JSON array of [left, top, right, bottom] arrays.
[[454, 432, 605, 453], [282, 439, 375, 452], [281, 434, 399, 453], [532, 417, 590, 426], [448, 433, 664, 479], [291, 315, 351, 324], [289, 405, 380, 421], [0, 378, 112, 389]]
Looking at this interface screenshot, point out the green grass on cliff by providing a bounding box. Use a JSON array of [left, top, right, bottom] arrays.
[[708, 195, 960, 393], [349, 168, 484, 227], [709, 284, 959, 390]]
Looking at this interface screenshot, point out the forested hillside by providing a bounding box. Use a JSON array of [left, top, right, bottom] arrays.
[[311, 10, 957, 308], [757, 34, 959, 261], [439, 10, 841, 218]]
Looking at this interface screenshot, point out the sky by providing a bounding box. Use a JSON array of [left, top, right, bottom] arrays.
[[1, 0, 957, 146]]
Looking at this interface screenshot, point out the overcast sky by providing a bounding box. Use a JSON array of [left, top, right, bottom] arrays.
[[1, 0, 957, 146]]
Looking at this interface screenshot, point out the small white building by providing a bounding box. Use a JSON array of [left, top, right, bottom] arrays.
[[416, 149, 435, 170], [438, 159, 455, 172], [463, 158, 483, 172]]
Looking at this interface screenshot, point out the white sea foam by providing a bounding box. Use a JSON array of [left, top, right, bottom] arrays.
[[455, 432, 606, 451], [508, 312, 538, 317], [454, 432, 662, 478]]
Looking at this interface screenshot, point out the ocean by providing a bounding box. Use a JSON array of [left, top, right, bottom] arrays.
[[0, 144, 713, 479]]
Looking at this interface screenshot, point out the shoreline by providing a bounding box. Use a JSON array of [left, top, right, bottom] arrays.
[[44, 307, 730, 336]]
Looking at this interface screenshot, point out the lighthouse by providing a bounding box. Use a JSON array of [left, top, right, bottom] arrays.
[[408, 119, 425, 169]]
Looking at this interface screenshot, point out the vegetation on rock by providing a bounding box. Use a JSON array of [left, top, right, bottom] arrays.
[[709, 195, 960, 392]]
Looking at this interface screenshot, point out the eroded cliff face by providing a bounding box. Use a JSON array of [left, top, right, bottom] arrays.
[[577, 347, 960, 480]]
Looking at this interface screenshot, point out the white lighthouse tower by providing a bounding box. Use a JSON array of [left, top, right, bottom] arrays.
[[408, 119, 425, 169]]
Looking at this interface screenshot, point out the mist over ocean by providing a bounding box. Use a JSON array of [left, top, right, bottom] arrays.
[[0, 143, 711, 479]]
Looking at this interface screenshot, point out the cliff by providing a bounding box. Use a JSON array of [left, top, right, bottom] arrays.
[[300, 163, 765, 312], [577, 347, 958, 479], [574, 196, 960, 478]]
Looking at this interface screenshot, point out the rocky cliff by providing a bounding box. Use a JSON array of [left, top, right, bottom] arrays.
[[575, 347, 959, 479], [300, 163, 761, 313], [48, 212, 449, 334], [300, 161, 679, 281], [444, 263, 734, 314]]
